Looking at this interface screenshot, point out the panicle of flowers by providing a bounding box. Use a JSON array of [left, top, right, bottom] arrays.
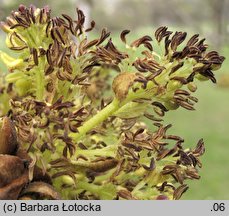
[[0, 5, 225, 200]]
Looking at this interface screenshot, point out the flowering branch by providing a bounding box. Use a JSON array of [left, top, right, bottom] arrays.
[[0, 5, 224, 200]]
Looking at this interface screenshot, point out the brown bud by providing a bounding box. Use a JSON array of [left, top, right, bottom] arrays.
[[0, 117, 18, 155], [33, 166, 52, 184], [20, 181, 61, 200], [0, 172, 28, 200], [15, 147, 31, 161], [19, 195, 34, 200], [0, 154, 26, 187], [112, 72, 138, 101]]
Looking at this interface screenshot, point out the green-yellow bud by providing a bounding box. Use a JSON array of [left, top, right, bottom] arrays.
[[164, 100, 179, 110], [0, 52, 25, 71], [15, 79, 31, 96], [187, 82, 197, 92], [195, 74, 209, 82], [167, 80, 182, 92], [0, 21, 12, 33], [5, 71, 25, 83]]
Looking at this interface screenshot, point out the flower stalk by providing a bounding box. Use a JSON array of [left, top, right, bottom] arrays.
[[71, 98, 120, 141]]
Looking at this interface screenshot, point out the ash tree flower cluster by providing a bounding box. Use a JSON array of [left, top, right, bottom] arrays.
[[0, 5, 225, 200]]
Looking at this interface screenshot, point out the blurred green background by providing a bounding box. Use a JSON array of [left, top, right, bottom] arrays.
[[0, 0, 229, 199]]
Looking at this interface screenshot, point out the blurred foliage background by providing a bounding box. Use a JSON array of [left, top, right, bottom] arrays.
[[0, 0, 229, 199]]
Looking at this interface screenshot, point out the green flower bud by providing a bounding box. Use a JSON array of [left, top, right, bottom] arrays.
[[5, 36, 12, 48], [15, 79, 31, 96], [0, 52, 25, 71], [187, 82, 197, 92], [167, 80, 182, 92], [195, 74, 209, 81], [6, 33, 26, 49], [164, 100, 179, 110], [211, 63, 222, 71], [0, 21, 12, 33], [5, 71, 25, 83]]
